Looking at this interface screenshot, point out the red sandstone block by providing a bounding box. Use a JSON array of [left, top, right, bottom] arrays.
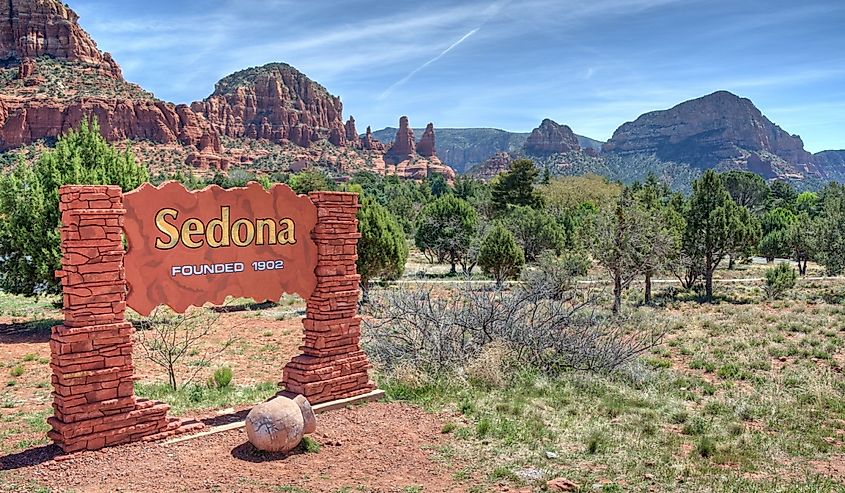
[[85, 388, 118, 403], [63, 240, 122, 250], [86, 436, 106, 450], [117, 381, 134, 397], [78, 225, 106, 239], [77, 262, 122, 275]]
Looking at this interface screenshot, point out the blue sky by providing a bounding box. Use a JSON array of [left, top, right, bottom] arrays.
[[70, 0, 845, 151]]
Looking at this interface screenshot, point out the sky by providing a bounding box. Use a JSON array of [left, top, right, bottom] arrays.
[[69, 0, 845, 152]]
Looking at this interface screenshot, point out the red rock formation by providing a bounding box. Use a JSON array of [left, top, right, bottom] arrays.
[[0, 97, 221, 153], [469, 152, 513, 179], [345, 116, 361, 148], [389, 156, 456, 181], [0, 0, 121, 78], [385, 116, 416, 163], [524, 119, 580, 155], [361, 126, 385, 151], [417, 122, 436, 157], [17, 58, 35, 79], [603, 91, 814, 171], [192, 63, 347, 148]]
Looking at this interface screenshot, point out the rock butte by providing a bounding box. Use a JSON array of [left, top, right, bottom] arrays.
[[0, 0, 457, 180]]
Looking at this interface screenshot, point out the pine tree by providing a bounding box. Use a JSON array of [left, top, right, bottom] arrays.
[[491, 159, 544, 212]]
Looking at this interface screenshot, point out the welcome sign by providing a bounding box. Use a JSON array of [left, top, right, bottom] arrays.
[[123, 181, 319, 315]]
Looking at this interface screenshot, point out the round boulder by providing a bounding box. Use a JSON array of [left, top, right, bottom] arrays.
[[245, 395, 317, 453]]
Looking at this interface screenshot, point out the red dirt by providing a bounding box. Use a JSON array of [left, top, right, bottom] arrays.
[[0, 306, 474, 492], [2, 402, 468, 492]]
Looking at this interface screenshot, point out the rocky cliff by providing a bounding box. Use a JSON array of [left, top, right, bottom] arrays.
[[523, 118, 580, 155], [0, 0, 121, 77], [0, 0, 221, 164], [603, 91, 815, 178], [191, 63, 346, 149]]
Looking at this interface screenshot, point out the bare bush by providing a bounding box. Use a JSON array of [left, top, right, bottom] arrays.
[[134, 306, 238, 390], [363, 281, 664, 378]]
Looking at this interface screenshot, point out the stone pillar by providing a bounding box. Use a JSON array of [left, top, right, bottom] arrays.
[[282, 192, 375, 404], [48, 185, 199, 453]]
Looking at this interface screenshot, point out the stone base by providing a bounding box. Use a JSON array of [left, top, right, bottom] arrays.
[[47, 398, 202, 453], [282, 351, 374, 404]]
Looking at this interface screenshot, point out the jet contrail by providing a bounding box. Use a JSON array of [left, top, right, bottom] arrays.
[[379, 27, 480, 99]]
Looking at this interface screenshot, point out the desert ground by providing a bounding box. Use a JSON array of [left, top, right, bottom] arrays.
[[1, 260, 844, 493]]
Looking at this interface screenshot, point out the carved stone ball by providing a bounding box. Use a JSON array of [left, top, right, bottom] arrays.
[[245, 395, 317, 453]]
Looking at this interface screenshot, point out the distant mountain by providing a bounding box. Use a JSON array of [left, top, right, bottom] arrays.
[[370, 126, 602, 173], [602, 91, 818, 180]]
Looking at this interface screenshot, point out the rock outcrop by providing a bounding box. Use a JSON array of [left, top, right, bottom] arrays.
[[191, 63, 346, 148], [417, 123, 436, 157], [468, 152, 514, 180], [0, 97, 221, 152], [0, 1, 462, 179], [361, 126, 385, 151], [0, 0, 121, 78], [0, 0, 223, 166], [385, 116, 416, 163], [344, 116, 361, 148], [524, 119, 580, 155], [603, 91, 815, 176]]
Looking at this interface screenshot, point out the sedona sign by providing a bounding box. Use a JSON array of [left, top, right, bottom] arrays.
[[123, 181, 319, 316], [50, 183, 373, 454]]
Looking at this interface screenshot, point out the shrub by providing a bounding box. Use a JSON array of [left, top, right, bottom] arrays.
[[363, 282, 664, 377], [0, 119, 148, 295], [694, 435, 717, 458], [478, 223, 525, 287], [764, 262, 797, 300], [357, 197, 408, 299], [135, 306, 236, 390], [464, 342, 515, 389], [209, 366, 233, 389], [520, 250, 589, 299], [9, 365, 24, 377]]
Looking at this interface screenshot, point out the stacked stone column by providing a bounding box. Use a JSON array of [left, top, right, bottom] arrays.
[[48, 185, 199, 453], [282, 192, 375, 404]]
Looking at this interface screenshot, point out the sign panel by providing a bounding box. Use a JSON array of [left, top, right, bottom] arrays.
[[123, 181, 319, 315]]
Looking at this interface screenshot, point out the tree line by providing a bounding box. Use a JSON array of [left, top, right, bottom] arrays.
[[2, 120, 845, 312]]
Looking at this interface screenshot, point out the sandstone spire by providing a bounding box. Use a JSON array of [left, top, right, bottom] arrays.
[[417, 123, 436, 157], [386, 116, 416, 162]]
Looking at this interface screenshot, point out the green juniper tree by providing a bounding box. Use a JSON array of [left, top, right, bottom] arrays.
[[503, 205, 565, 262], [683, 170, 758, 301], [0, 118, 148, 295], [478, 223, 525, 287], [721, 170, 769, 213], [414, 194, 478, 274], [813, 183, 845, 275], [491, 159, 544, 212], [592, 189, 674, 313], [356, 197, 408, 301]]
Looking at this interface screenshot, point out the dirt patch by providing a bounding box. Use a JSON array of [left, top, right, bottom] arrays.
[[3, 402, 467, 492], [810, 454, 845, 483]]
